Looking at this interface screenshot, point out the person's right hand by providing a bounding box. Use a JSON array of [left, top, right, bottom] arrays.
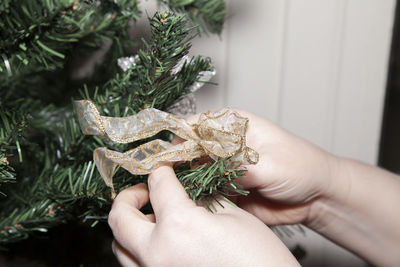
[[108, 166, 300, 267]]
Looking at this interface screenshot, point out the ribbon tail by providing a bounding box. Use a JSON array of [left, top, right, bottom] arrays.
[[93, 148, 118, 198], [93, 140, 207, 198]]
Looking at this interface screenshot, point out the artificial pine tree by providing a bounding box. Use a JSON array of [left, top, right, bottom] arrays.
[[0, 1, 252, 265]]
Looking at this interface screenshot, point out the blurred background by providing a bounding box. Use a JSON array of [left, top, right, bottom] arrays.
[[139, 0, 398, 266]]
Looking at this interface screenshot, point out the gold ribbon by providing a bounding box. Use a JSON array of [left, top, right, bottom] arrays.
[[74, 100, 258, 197]]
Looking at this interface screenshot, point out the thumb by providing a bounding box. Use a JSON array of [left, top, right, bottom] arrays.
[[148, 165, 195, 219]]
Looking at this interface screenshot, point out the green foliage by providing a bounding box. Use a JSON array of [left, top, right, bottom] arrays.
[[82, 11, 213, 116], [176, 159, 249, 211], [160, 0, 226, 34], [0, 1, 230, 264], [0, 6, 231, 251], [0, 99, 33, 195], [0, 0, 139, 74]]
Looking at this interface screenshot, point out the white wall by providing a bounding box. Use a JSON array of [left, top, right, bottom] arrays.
[[193, 0, 395, 165], [139, 0, 396, 266]]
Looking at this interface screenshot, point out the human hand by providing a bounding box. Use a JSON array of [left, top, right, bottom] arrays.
[[182, 110, 342, 227], [108, 166, 299, 267], [175, 110, 400, 267], [199, 110, 400, 267], [232, 110, 343, 226]]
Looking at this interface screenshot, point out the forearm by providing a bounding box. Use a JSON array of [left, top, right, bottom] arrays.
[[307, 157, 400, 267]]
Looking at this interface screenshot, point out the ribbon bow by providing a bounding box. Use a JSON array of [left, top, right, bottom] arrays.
[[74, 100, 258, 196]]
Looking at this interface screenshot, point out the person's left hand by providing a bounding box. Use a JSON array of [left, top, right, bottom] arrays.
[[108, 165, 300, 267]]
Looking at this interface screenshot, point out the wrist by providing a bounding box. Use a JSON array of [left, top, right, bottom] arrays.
[[321, 155, 353, 204], [304, 154, 351, 227], [305, 157, 400, 266]]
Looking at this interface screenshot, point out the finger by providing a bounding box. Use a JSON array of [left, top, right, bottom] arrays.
[[108, 183, 154, 257], [112, 240, 140, 267], [148, 165, 195, 219]]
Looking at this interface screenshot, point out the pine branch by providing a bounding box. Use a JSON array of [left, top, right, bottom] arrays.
[[176, 159, 249, 211], [83, 11, 213, 116], [160, 0, 226, 34], [0, 199, 62, 244], [0, 0, 139, 76], [0, 99, 34, 195], [0, 154, 15, 196], [0, 0, 140, 104], [0, 10, 220, 245], [0, 161, 110, 244]]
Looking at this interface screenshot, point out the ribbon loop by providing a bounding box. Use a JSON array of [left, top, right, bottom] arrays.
[[74, 100, 258, 196]]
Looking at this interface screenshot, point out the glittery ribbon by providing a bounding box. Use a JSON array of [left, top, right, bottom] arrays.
[[74, 100, 258, 197]]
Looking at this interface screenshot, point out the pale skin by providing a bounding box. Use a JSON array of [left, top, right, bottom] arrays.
[[108, 109, 400, 267]]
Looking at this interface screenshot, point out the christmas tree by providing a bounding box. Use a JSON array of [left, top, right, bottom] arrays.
[[0, 0, 255, 265]]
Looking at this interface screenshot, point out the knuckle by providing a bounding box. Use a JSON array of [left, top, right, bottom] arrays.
[[148, 169, 163, 190], [148, 165, 173, 187], [115, 187, 129, 199], [147, 172, 156, 190], [107, 206, 121, 229]]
